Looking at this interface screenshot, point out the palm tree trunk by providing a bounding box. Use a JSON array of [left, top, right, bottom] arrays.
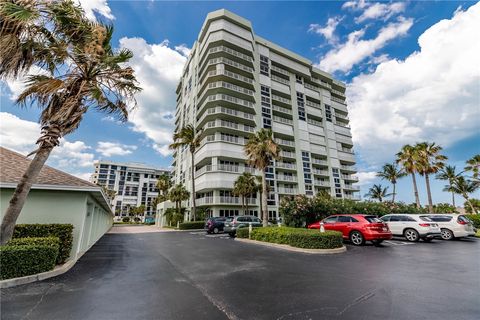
[[262, 172, 268, 227], [450, 183, 456, 207], [258, 189, 263, 217], [0, 147, 53, 245], [465, 196, 477, 214], [425, 174, 433, 213], [245, 194, 249, 215], [190, 151, 196, 221], [411, 173, 420, 208], [392, 183, 396, 203]]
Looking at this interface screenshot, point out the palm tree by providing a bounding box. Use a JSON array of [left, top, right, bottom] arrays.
[[415, 142, 447, 213], [436, 165, 460, 207], [365, 184, 393, 202], [169, 125, 201, 221], [0, 1, 141, 245], [376, 163, 406, 203], [396, 144, 421, 208], [465, 154, 480, 181], [233, 172, 257, 215], [168, 184, 190, 220], [447, 176, 479, 214], [156, 173, 172, 201], [244, 129, 281, 226]]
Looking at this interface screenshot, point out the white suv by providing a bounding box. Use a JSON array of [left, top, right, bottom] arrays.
[[380, 214, 441, 242], [423, 214, 476, 240]]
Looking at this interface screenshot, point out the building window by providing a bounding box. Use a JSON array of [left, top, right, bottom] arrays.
[[260, 55, 270, 76], [296, 74, 303, 84]]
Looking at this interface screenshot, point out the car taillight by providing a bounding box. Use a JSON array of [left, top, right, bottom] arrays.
[[457, 220, 468, 225], [419, 223, 430, 227]]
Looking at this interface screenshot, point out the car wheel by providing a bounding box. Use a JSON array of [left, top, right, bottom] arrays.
[[213, 227, 219, 234], [350, 231, 365, 246], [228, 232, 235, 237], [404, 228, 420, 242], [422, 237, 432, 242], [441, 228, 454, 240], [372, 239, 384, 246]]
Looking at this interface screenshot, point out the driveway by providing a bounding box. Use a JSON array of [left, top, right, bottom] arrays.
[[1, 231, 479, 320]]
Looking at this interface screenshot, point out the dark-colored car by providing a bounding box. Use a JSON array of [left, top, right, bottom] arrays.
[[307, 214, 392, 246], [224, 215, 263, 236], [205, 217, 227, 234]]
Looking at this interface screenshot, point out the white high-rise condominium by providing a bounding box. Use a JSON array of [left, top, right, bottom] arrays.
[[91, 161, 171, 222], [172, 9, 359, 220]]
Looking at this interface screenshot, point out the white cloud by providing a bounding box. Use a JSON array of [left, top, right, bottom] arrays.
[[347, 3, 480, 167], [0, 112, 95, 171], [309, 16, 343, 44], [356, 171, 378, 186], [318, 17, 413, 73], [342, 0, 367, 10], [356, 2, 405, 23], [96, 141, 137, 157], [71, 172, 93, 182], [118, 37, 188, 156], [76, 0, 114, 21]]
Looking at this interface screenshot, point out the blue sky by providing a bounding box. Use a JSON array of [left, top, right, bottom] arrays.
[[1, 0, 479, 206]]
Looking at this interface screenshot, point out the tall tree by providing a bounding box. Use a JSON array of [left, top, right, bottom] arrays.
[[169, 125, 201, 221], [168, 184, 190, 220], [446, 176, 479, 214], [376, 163, 406, 203], [365, 184, 392, 202], [465, 154, 480, 181], [436, 165, 460, 207], [396, 144, 421, 208], [0, 0, 141, 245], [415, 142, 447, 213], [233, 172, 257, 215], [244, 129, 281, 226]]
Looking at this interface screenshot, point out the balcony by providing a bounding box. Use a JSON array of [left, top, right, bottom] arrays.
[[277, 187, 298, 195], [202, 69, 254, 87], [331, 89, 346, 98], [277, 175, 298, 182], [311, 158, 328, 166], [271, 65, 290, 76], [206, 57, 254, 73], [314, 180, 329, 187], [200, 133, 248, 147], [335, 112, 349, 120], [307, 118, 323, 127], [273, 115, 293, 125], [195, 164, 255, 178], [311, 78, 331, 89], [272, 104, 293, 115], [205, 81, 254, 97], [205, 45, 254, 64], [202, 93, 254, 110], [344, 185, 360, 191], [313, 169, 329, 176], [197, 106, 255, 125], [338, 151, 356, 163], [275, 138, 295, 148], [280, 150, 296, 159], [340, 165, 357, 172], [271, 94, 291, 105], [306, 100, 321, 109], [331, 96, 346, 105], [344, 194, 361, 200], [342, 174, 359, 182], [196, 196, 257, 206], [204, 120, 255, 133], [304, 83, 319, 92], [276, 162, 296, 170], [271, 74, 289, 85]]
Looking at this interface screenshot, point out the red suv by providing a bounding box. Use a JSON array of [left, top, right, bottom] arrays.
[[307, 214, 392, 246]]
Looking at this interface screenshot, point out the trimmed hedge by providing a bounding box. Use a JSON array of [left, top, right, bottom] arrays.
[[0, 245, 59, 280], [237, 227, 343, 249], [7, 236, 60, 249], [13, 224, 73, 264], [179, 221, 205, 230], [467, 214, 480, 228]]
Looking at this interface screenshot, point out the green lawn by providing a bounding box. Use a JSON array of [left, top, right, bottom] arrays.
[[476, 230, 480, 238]]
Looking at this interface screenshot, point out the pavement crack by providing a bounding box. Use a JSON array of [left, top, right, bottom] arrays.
[[156, 252, 240, 320], [20, 283, 55, 320], [337, 289, 376, 316]]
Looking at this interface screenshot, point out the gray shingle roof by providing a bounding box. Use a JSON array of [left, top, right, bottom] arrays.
[[0, 147, 96, 188]]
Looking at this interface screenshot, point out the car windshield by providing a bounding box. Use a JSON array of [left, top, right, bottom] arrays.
[[225, 217, 234, 222], [364, 216, 382, 223], [426, 215, 452, 222]]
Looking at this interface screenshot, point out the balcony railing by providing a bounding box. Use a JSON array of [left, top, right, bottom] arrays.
[[198, 106, 254, 124], [200, 133, 247, 147], [207, 45, 253, 63], [271, 94, 291, 105], [196, 196, 257, 206], [340, 165, 357, 171], [272, 104, 292, 115], [313, 169, 329, 176], [304, 82, 319, 92], [195, 164, 256, 177], [271, 74, 289, 85], [341, 174, 359, 181], [276, 162, 296, 170], [207, 57, 254, 73], [307, 118, 323, 127], [204, 69, 253, 86], [204, 93, 254, 109], [205, 120, 254, 133], [331, 96, 346, 105], [207, 81, 254, 96], [271, 65, 289, 76], [344, 185, 360, 191], [273, 115, 293, 125], [275, 138, 295, 147], [277, 187, 298, 194], [314, 180, 329, 187], [311, 158, 328, 166], [306, 100, 321, 109], [277, 175, 298, 182], [331, 89, 346, 97], [281, 150, 296, 158], [312, 78, 331, 89]]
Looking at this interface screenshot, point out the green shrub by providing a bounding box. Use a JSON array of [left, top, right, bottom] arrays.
[[0, 245, 59, 280], [433, 203, 458, 213], [178, 221, 205, 230], [7, 236, 60, 249], [13, 224, 73, 264], [465, 199, 480, 214], [122, 217, 130, 222], [239, 227, 343, 249], [467, 214, 480, 228], [165, 208, 184, 226]]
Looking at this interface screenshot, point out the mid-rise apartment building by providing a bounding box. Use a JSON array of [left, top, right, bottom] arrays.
[[171, 9, 359, 220], [91, 161, 170, 221]]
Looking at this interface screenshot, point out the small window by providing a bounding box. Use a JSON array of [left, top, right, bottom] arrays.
[[427, 215, 452, 222], [381, 216, 390, 222], [419, 216, 433, 222], [389, 216, 401, 222], [364, 216, 382, 223], [338, 216, 352, 223], [323, 216, 338, 224]]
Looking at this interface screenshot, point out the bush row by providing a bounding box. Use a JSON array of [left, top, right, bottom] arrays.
[[468, 214, 480, 228], [178, 221, 205, 230], [13, 224, 73, 264], [280, 195, 427, 228], [0, 243, 59, 280], [237, 227, 343, 250]]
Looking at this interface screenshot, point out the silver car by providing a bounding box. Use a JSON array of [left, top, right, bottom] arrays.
[[224, 215, 263, 237], [424, 214, 476, 240], [381, 214, 441, 242]]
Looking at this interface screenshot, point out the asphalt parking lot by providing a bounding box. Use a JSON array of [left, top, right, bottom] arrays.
[[1, 230, 479, 320]]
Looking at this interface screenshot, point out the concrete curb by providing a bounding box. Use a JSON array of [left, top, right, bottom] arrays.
[[0, 258, 77, 289], [235, 238, 347, 254]]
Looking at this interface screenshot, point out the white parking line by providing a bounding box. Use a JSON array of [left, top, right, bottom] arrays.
[[384, 240, 415, 246]]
